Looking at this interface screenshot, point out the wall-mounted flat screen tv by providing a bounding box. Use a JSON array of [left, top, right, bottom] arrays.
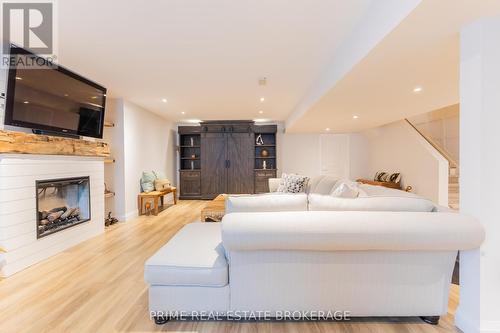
[[4, 45, 106, 138]]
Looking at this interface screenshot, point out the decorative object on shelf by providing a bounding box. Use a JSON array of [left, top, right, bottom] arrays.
[[262, 160, 267, 170], [190, 137, 194, 147], [190, 160, 195, 170], [105, 212, 118, 226], [256, 134, 264, 145], [104, 183, 115, 198], [260, 149, 269, 157], [191, 154, 196, 159]]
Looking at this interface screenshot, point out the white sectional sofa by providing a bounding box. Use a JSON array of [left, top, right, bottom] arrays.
[[144, 180, 484, 325]]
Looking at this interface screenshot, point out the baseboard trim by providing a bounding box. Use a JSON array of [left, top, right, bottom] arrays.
[[481, 321, 500, 333], [456, 307, 500, 333], [121, 210, 138, 222], [455, 306, 478, 333]]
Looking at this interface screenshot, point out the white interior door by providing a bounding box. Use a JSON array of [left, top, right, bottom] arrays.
[[320, 134, 350, 179]]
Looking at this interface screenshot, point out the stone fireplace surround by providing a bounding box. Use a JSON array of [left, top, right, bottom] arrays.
[[0, 154, 104, 277]]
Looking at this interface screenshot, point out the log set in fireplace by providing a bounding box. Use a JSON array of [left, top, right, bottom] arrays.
[[36, 177, 91, 238]]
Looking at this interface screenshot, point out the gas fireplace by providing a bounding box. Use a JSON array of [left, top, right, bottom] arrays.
[[36, 176, 91, 238]]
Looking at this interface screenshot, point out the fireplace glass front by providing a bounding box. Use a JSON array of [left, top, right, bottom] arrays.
[[36, 176, 91, 238]]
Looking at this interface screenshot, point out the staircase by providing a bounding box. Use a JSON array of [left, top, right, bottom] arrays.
[[448, 168, 459, 210], [405, 104, 460, 210]]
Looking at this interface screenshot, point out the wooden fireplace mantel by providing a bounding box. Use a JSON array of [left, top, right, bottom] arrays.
[[0, 130, 110, 157]]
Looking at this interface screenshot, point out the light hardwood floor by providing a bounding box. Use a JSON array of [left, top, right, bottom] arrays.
[[0, 200, 460, 333]]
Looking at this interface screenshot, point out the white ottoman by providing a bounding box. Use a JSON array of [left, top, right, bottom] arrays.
[[144, 222, 229, 324]]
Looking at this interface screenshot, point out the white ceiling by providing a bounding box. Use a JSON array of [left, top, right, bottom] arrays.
[[56, 0, 500, 131], [286, 0, 500, 133], [57, 0, 373, 122]]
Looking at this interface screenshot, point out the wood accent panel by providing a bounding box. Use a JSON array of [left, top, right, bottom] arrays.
[[179, 170, 201, 198], [178, 126, 201, 134], [253, 124, 278, 133], [0, 130, 110, 157], [0, 200, 460, 332], [201, 133, 227, 199], [226, 132, 254, 194], [255, 169, 277, 193]]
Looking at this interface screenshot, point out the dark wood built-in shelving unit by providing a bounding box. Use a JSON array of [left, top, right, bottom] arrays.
[[178, 121, 277, 199]]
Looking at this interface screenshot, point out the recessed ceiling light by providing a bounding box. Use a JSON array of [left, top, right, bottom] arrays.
[[23, 101, 29, 104], [325, 128, 330, 131], [353, 115, 359, 119], [162, 98, 168, 103], [413, 86, 422, 93], [260, 97, 265, 102], [258, 110, 263, 114], [15, 76, 22, 80], [181, 111, 185, 115]]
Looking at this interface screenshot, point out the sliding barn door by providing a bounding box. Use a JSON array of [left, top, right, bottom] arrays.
[[226, 132, 254, 194], [201, 132, 227, 199]]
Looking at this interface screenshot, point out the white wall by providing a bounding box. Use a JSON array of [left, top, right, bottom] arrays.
[[457, 18, 500, 333], [279, 121, 447, 205], [278, 130, 365, 180], [361, 120, 448, 204], [121, 100, 176, 220]]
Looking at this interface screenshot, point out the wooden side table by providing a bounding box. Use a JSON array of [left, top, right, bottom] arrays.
[[138, 187, 177, 216]]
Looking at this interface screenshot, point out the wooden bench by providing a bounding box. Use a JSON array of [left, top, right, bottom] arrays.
[[138, 187, 177, 216]]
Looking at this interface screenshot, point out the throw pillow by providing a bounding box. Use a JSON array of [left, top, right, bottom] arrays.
[[374, 171, 401, 183], [389, 172, 401, 183], [330, 180, 360, 198], [141, 171, 156, 192], [277, 173, 310, 193], [153, 170, 167, 180], [154, 179, 171, 191], [374, 171, 388, 182]]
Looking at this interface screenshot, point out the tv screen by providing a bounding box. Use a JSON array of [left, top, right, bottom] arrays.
[[4, 46, 106, 138]]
